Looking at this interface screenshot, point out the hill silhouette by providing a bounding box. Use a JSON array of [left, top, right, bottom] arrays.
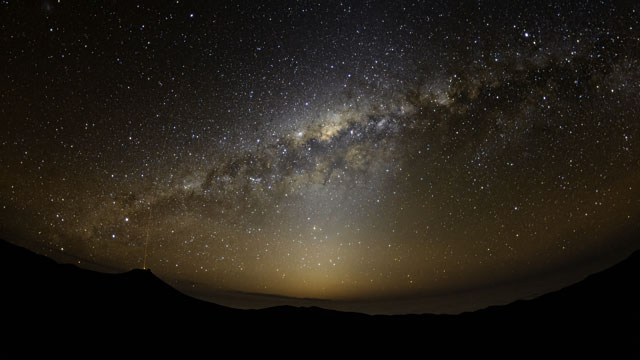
[[1, 238, 637, 346]]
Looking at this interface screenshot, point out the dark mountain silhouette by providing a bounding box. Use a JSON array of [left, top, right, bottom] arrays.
[[2, 238, 638, 347]]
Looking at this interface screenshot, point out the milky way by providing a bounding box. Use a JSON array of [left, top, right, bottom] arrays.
[[1, 1, 639, 312]]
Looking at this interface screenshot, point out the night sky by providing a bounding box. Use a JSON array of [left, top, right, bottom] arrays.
[[1, 0, 639, 314]]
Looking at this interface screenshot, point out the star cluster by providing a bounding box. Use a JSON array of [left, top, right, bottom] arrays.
[[1, 1, 638, 312]]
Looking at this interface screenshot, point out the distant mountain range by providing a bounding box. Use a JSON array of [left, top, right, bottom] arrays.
[[2, 238, 637, 347]]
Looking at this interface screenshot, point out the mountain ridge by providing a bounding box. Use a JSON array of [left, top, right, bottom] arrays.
[[2, 238, 637, 344]]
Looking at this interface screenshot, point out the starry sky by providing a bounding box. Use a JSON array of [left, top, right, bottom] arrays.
[[1, 0, 639, 314]]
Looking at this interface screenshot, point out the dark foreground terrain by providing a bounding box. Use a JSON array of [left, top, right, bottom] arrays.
[[1, 238, 637, 349]]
